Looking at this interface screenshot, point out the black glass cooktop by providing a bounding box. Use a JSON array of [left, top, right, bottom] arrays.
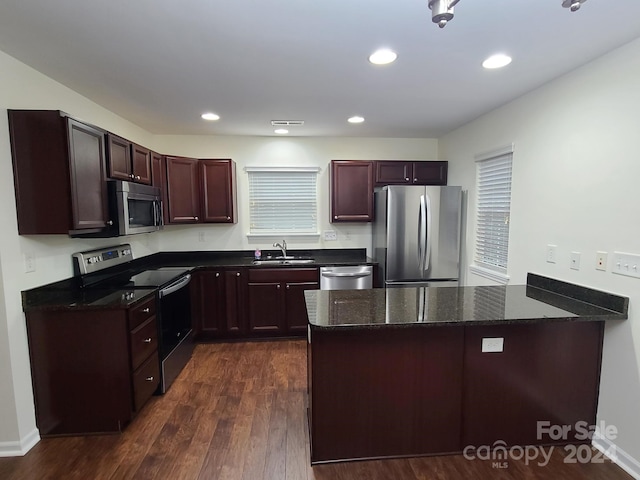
[[95, 267, 191, 289]]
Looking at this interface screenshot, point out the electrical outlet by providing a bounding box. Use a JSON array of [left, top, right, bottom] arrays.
[[24, 254, 36, 273], [546, 245, 557, 264], [596, 251, 608, 271], [324, 230, 337, 241], [570, 252, 581, 271], [482, 337, 504, 353]]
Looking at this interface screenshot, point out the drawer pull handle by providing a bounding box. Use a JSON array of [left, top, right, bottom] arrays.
[[143, 338, 152, 343], [145, 376, 154, 382], [142, 307, 150, 313]]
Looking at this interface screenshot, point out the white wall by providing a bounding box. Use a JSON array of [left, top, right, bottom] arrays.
[[0, 50, 162, 455], [441, 37, 640, 474], [0, 49, 439, 454], [155, 135, 438, 254]]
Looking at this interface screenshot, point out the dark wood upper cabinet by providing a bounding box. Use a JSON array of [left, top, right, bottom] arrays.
[[164, 157, 238, 225], [375, 160, 448, 186], [150, 151, 168, 224], [131, 143, 152, 185], [330, 160, 374, 223], [165, 156, 201, 223], [106, 135, 152, 185], [200, 159, 237, 223], [8, 110, 110, 234]]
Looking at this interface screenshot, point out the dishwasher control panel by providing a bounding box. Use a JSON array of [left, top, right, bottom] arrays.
[[320, 265, 373, 290]]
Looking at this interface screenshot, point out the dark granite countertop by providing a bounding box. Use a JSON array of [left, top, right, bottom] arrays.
[[305, 273, 628, 329], [22, 248, 371, 311]]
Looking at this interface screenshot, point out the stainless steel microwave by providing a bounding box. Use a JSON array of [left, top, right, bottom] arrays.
[[111, 180, 163, 235]]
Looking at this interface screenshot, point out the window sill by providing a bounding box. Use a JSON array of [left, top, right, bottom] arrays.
[[469, 264, 510, 285], [247, 232, 320, 239]]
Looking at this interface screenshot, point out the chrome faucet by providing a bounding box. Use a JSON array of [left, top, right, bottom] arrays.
[[273, 239, 287, 258]]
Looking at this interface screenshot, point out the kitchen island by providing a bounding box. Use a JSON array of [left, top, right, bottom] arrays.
[[304, 273, 628, 464]]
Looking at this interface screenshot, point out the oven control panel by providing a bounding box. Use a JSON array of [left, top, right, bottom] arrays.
[[72, 244, 134, 275]]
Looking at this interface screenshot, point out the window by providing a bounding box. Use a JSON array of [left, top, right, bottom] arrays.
[[246, 167, 320, 236], [472, 146, 513, 281]]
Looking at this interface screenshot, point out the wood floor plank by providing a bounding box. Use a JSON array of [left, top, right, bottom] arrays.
[[0, 339, 633, 480]]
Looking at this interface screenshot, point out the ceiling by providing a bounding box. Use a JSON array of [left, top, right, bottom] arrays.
[[1, 0, 640, 138]]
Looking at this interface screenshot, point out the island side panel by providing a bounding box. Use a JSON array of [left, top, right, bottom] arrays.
[[462, 321, 605, 448], [309, 325, 464, 463]]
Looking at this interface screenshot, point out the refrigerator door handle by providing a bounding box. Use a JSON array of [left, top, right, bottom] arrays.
[[419, 195, 427, 272], [425, 193, 432, 271]]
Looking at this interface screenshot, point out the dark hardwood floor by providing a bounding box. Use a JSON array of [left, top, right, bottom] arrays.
[[0, 340, 632, 479]]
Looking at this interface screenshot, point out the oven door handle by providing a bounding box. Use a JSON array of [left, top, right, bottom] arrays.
[[159, 274, 191, 298]]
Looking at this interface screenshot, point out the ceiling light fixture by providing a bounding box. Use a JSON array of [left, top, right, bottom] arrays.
[[274, 129, 289, 134], [201, 112, 220, 121], [348, 116, 365, 124], [482, 54, 512, 69], [428, 0, 587, 28], [369, 49, 397, 65]]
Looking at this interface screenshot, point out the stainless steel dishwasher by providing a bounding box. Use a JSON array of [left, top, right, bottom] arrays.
[[320, 265, 373, 290]]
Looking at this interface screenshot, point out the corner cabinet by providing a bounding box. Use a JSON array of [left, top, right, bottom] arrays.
[[192, 268, 247, 340], [9, 110, 111, 234], [24, 295, 160, 436], [330, 160, 374, 223]]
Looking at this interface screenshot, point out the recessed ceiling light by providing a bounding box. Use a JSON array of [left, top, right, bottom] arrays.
[[348, 116, 365, 124], [201, 112, 220, 121], [274, 129, 289, 134], [482, 54, 512, 69], [369, 49, 397, 65]]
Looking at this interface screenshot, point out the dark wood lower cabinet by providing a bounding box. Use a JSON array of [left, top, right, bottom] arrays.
[[25, 296, 159, 436], [462, 321, 604, 448], [247, 268, 319, 337], [193, 268, 247, 339], [308, 320, 606, 464]]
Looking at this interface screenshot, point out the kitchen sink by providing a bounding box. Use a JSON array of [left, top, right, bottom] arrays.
[[252, 258, 315, 265]]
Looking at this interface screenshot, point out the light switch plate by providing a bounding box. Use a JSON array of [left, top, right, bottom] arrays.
[[612, 252, 640, 279], [324, 230, 337, 241], [482, 337, 504, 353]]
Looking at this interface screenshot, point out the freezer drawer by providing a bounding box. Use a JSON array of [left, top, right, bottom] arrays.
[[320, 266, 373, 290]]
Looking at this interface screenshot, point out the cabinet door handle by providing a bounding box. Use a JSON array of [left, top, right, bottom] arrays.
[[226, 216, 231, 220], [142, 307, 150, 313], [236, 272, 240, 277], [194, 216, 199, 221], [106, 220, 114, 226], [405, 177, 410, 181], [413, 178, 418, 182], [129, 174, 135, 179], [216, 272, 220, 277], [143, 337, 152, 343], [145, 376, 154, 382], [334, 215, 338, 220], [286, 284, 290, 290], [277, 284, 281, 289], [135, 175, 141, 180]]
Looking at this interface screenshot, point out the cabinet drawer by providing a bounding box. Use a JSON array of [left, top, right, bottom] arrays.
[[248, 267, 319, 283], [130, 316, 158, 370], [129, 296, 156, 330], [132, 351, 160, 412]]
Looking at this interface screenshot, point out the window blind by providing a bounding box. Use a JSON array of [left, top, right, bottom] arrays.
[[475, 151, 513, 272], [247, 169, 318, 234]]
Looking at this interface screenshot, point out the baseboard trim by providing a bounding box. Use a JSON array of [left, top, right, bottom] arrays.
[[0, 428, 40, 457], [593, 436, 640, 479]]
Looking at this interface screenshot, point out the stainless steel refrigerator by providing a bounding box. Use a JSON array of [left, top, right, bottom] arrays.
[[373, 185, 462, 287]]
